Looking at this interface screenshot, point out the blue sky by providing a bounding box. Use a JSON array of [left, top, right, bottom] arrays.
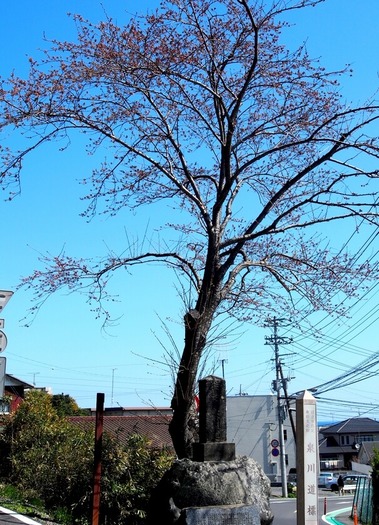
[[1, 1, 379, 421]]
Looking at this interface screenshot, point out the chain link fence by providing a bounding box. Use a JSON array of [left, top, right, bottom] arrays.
[[353, 476, 372, 525]]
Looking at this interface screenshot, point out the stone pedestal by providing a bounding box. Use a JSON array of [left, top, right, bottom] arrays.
[[183, 504, 260, 525], [192, 442, 235, 462]]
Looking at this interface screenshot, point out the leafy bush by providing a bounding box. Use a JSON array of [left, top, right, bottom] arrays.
[[0, 390, 174, 524], [100, 433, 174, 525], [0, 390, 93, 520]]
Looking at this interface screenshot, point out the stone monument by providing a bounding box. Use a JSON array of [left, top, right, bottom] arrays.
[[147, 376, 273, 525], [192, 375, 235, 461], [296, 391, 319, 525]]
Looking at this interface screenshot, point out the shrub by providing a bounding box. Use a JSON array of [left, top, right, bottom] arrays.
[[100, 433, 174, 525], [0, 390, 174, 524]]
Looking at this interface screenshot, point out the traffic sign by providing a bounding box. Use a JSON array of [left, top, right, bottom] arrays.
[[0, 291, 13, 312], [271, 439, 279, 448], [0, 330, 7, 352], [271, 448, 280, 457]]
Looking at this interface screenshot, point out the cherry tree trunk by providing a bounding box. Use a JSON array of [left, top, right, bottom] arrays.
[[169, 301, 216, 458]]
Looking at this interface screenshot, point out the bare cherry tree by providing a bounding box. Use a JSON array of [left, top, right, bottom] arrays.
[[1, 0, 378, 457]]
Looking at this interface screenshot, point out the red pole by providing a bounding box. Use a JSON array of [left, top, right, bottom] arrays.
[[353, 504, 358, 525], [92, 393, 105, 525]]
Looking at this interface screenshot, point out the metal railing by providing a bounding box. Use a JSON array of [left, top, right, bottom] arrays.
[[353, 476, 372, 525]]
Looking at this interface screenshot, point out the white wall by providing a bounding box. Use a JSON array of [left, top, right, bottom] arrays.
[[227, 395, 296, 482]]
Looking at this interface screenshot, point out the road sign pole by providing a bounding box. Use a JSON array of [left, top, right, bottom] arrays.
[[0, 290, 13, 400], [0, 358, 6, 397], [0, 331, 7, 353]]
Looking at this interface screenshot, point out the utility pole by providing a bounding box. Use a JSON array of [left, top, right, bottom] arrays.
[[279, 361, 296, 444], [31, 372, 40, 386], [219, 358, 228, 379], [265, 317, 293, 498], [111, 368, 117, 407]]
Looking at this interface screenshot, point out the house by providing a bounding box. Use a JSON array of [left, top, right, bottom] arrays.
[[357, 440, 379, 466], [319, 417, 379, 471], [70, 406, 175, 451], [88, 406, 173, 417], [2, 374, 34, 413], [348, 440, 379, 475], [226, 395, 296, 483], [68, 414, 174, 451]]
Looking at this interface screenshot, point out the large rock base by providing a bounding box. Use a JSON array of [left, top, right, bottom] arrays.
[[147, 456, 273, 525]]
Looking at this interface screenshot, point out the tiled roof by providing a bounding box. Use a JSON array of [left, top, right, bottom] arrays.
[[319, 444, 351, 454], [358, 440, 379, 463], [5, 374, 34, 389], [321, 417, 379, 435], [68, 415, 173, 450]]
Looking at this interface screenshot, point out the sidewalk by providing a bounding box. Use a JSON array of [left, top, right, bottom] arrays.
[[323, 507, 353, 525]]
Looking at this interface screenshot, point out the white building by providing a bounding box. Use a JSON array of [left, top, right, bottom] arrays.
[[227, 394, 296, 483]]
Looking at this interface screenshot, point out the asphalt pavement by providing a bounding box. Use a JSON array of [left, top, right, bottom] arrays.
[[0, 488, 353, 525], [270, 486, 354, 525]]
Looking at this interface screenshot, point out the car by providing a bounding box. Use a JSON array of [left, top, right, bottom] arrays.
[[318, 472, 334, 487], [326, 474, 368, 492], [288, 468, 297, 483]]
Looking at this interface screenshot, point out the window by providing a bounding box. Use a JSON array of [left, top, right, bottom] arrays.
[[284, 429, 287, 441], [0, 400, 10, 414]]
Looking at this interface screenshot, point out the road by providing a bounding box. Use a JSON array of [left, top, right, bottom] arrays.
[[271, 489, 354, 525], [0, 490, 352, 525], [0, 506, 40, 525]]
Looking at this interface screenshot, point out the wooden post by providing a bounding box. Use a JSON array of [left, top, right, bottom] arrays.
[[296, 390, 318, 525], [92, 393, 104, 525]]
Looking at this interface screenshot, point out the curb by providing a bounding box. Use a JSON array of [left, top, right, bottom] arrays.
[[0, 506, 43, 525], [322, 506, 352, 525]]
